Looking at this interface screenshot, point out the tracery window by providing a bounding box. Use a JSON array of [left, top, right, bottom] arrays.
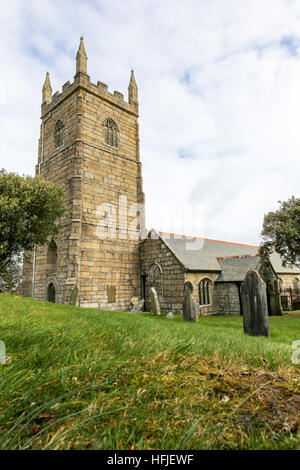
[[54, 120, 64, 149], [148, 262, 163, 296], [198, 278, 212, 306], [103, 118, 118, 148]]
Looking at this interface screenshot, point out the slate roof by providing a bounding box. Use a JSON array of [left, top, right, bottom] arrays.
[[215, 256, 261, 282], [156, 231, 300, 275], [268, 251, 300, 274], [159, 231, 259, 271]]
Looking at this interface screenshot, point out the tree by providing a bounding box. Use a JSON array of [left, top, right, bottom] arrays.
[[260, 196, 300, 268], [0, 253, 22, 292], [0, 169, 65, 288]]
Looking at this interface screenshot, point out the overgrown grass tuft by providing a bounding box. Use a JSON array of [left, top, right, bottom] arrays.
[[0, 294, 299, 450]]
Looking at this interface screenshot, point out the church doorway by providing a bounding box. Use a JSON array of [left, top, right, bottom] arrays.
[[141, 275, 147, 312], [47, 283, 56, 303]]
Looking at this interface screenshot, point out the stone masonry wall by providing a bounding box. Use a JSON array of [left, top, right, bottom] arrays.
[[21, 67, 145, 311], [278, 274, 300, 290], [214, 282, 241, 316], [21, 88, 80, 303], [140, 236, 185, 314], [184, 272, 218, 315]]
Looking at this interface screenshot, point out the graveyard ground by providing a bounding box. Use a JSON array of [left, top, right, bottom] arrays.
[[0, 294, 299, 450]]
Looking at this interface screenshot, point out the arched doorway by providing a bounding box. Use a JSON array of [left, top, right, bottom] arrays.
[[145, 263, 163, 311], [47, 282, 56, 303]]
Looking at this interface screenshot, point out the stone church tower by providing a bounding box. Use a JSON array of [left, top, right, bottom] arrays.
[[21, 38, 145, 310]]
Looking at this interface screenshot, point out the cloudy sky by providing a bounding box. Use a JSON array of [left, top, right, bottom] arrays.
[[1, 0, 300, 245]]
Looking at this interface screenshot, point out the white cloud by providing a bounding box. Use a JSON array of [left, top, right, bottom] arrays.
[[1, 0, 300, 244]]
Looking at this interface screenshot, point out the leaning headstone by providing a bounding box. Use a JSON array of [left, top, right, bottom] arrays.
[[166, 312, 174, 319], [130, 299, 144, 315], [150, 287, 160, 315], [183, 292, 199, 322], [241, 270, 270, 338]]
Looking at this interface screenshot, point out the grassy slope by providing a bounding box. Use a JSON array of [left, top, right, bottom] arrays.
[[0, 294, 299, 450]]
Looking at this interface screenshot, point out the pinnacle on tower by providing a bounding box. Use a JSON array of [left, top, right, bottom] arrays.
[[128, 69, 138, 105], [42, 72, 52, 104], [76, 36, 88, 74]]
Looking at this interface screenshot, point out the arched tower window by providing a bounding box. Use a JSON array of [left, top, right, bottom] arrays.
[[103, 118, 118, 148], [54, 120, 64, 149], [47, 241, 57, 275], [198, 279, 212, 306]]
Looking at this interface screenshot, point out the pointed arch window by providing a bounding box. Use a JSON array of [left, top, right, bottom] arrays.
[[103, 118, 119, 148], [148, 262, 163, 296], [54, 120, 64, 149], [198, 278, 212, 306]]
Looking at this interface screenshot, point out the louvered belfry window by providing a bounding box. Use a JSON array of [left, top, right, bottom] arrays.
[[103, 118, 118, 148], [54, 120, 64, 149]]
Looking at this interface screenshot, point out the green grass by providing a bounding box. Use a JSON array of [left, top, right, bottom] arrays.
[[0, 294, 299, 450]]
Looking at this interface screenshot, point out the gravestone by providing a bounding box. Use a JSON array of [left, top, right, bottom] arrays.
[[150, 287, 160, 315], [0, 340, 5, 365], [166, 312, 174, 319], [241, 270, 270, 338], [184, 281, 194, 295], [183, 282, 199, 322], [183, 293, 199, 322], [130, 299, 144, 315]]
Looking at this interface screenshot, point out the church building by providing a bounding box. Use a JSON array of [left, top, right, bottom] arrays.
[[21, 39, 300, 315]]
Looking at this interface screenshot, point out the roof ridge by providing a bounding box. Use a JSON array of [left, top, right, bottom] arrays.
[[217, 254, 259, 260], [159, 231, 259, 248]]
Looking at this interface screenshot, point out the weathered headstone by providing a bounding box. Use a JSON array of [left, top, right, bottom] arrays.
[[166, 312, 174, 319], [150, 287, 160, 315], [184, 281, 194, 295], [0, 341, 6, 365], [241, 270, 270, 338], [130, 299, 144, 315], [183, 285, 200, 322], [183, 292, 199, 322], [182, 282, 199, 322]]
